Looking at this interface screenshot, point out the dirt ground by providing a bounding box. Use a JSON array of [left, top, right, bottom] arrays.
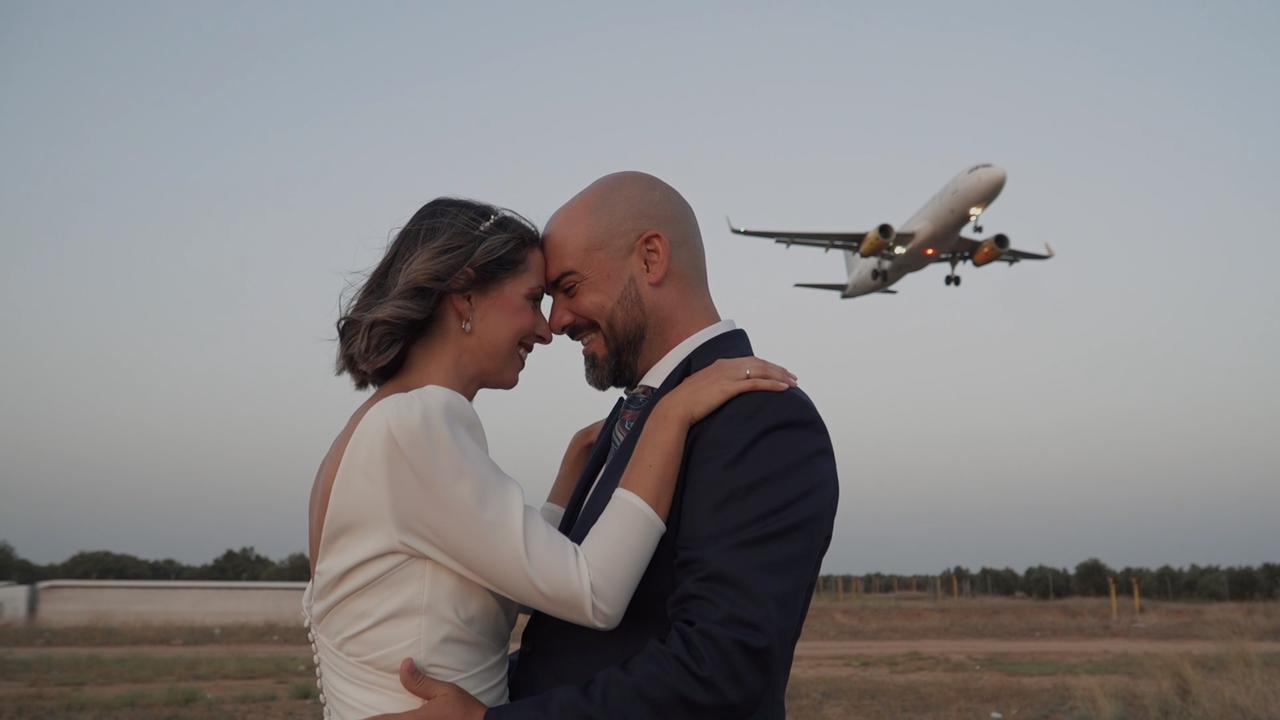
[[3, 598, 1279, 719]]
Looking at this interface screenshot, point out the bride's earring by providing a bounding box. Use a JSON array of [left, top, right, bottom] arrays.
[[462, 317, 473, 334]]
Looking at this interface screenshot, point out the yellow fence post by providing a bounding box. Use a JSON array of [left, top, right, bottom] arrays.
[[1108, 576, 1118, 621], [951, 574, 959, 599], [1132, 577, 1141, 614]]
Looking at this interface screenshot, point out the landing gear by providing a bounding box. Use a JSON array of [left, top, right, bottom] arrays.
[[945, 259, 961, 287], [871, 267, 889, 282]]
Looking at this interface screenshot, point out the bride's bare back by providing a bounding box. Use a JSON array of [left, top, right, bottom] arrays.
[[308, 390, 399, 577]]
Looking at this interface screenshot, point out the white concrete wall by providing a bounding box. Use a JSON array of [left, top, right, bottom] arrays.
[[35, 580, 307, 626], [0, 582, 31, 624]]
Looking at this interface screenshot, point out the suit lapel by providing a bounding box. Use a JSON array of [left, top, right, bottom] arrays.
[[568, 379, 676, 543], [558, 397, 624, 534], [567, 329, 754, 543]]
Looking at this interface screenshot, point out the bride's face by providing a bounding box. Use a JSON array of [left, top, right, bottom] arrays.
[[468, 248, 553, 390]]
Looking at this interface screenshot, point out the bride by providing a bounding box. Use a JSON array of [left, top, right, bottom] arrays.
[[303, 198, 793, 718]]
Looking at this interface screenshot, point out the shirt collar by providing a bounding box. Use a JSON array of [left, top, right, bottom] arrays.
[[635, 319, 738, 391]]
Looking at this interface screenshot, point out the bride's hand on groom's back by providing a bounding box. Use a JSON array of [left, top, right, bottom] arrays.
[[658, 356, 797, 427], [365, 659, 485, 720], [569, 419, 607, 457], [548, 418, 608, 506]]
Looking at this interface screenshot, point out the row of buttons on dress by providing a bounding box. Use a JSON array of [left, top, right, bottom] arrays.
[[302, 609, 330, 717]]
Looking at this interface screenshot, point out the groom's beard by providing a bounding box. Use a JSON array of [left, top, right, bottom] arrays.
[[581, 278, 647, 391]]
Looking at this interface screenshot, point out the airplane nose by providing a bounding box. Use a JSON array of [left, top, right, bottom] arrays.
[[988, 166, 1007, 192]]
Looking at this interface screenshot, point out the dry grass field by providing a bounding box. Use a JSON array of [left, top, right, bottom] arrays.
[[788, 597, 1280, 719], [2, 597, 1278, 719]]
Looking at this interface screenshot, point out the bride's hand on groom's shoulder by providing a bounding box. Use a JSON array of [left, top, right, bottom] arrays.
[[658, 356, 797, 427], [365, 659, 485, 720]]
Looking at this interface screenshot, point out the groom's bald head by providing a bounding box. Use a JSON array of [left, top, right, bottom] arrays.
[[542, 171, 720, 389], [546, 171, 708, 289]]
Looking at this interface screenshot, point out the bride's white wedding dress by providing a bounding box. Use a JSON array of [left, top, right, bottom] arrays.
[[301, 385, 665, 719]]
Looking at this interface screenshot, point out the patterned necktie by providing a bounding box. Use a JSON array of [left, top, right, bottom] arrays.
[[608, 385, 655, 462]]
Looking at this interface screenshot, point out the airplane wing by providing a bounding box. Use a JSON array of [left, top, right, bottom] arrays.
[[937, 236, 1055, 264], [1005, 245, 1055, 261], [727, 218, 913, 254], [794, 283, 897, 295]]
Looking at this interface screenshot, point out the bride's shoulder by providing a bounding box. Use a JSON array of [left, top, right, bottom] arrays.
[[374, 385, 484, 439]]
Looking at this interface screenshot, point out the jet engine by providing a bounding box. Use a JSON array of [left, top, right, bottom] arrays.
[[971, 233, 1010, 267], [858, 223, 896, 258]]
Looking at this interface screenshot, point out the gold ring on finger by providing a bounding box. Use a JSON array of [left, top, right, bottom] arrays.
[[745, 367, 752, 379]]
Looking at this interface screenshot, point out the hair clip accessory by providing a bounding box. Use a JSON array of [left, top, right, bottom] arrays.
[[478, 213, 500, 233]]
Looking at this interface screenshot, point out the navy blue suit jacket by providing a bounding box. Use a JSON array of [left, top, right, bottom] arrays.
[[490, 329, 839, 719]]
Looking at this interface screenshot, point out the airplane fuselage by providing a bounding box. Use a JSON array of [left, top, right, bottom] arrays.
[[842, 165, 1007, 297]]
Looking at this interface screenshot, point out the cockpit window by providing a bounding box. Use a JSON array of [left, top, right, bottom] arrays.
[[967, 163, 993, 174]]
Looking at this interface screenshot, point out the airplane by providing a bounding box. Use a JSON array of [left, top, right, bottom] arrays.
[[728, 164, 1053, 298]]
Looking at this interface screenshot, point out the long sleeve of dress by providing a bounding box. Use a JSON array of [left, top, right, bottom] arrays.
[[374, 386, 665, 630]]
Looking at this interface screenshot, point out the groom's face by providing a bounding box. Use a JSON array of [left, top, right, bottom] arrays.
[[543, 215, 648, 391]]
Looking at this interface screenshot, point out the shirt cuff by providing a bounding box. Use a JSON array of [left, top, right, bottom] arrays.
[[539, 502, 566, 528], [611, 488, 667, 531]]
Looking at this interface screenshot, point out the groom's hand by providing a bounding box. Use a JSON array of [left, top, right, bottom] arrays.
[[365, 659, 486, 720]]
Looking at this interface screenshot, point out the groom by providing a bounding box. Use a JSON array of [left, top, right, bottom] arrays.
[[391, 172, 838, 718]]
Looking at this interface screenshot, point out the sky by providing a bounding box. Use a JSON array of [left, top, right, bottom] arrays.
[[2, 1, 1277, 575]]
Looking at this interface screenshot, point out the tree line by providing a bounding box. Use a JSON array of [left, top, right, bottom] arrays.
[[0, 541, 309, 584], [4, 542, 1276, 601], [824, 558, 1280, 602]]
